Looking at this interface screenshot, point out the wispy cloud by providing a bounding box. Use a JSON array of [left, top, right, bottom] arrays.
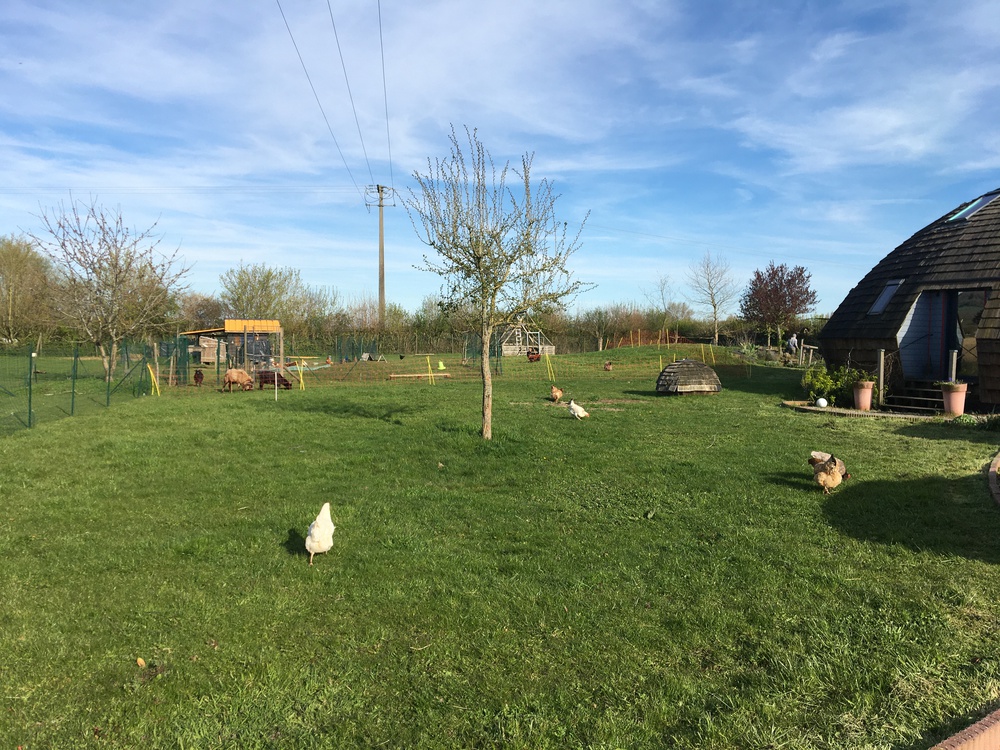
[[1, 0, 998, 313]]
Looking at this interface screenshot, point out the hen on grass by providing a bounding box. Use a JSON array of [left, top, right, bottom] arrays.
[[808, 451, 850, 494], [305, 502, 335, 565]]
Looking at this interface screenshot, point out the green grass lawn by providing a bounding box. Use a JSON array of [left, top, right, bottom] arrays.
[[3, 355, 1000, 748]]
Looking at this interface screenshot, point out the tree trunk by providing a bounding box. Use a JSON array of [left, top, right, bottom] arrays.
[[480, 329, 493, 440], [99, 342, 112, 382]]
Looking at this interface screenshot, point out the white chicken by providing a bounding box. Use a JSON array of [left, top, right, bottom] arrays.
[[305, 502, 335, 566], [567, 399, 590, 419]]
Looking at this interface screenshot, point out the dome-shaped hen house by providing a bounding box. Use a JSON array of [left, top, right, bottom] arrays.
[[819, 187, 1000, 404], [656, 359, 722, 394]]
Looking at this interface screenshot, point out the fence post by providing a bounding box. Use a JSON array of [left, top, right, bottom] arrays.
[[71, 345, 78, 416], [27, 349, 34, 428], [877, 349, 885, 407]]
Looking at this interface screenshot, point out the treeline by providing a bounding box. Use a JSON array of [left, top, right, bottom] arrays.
[[1, 199, 827, 362]]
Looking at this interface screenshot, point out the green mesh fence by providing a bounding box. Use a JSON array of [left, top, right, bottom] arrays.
[[0, 344, 151, 437]]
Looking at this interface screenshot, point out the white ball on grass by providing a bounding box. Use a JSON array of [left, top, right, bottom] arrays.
[[815, 397, 828, 408]]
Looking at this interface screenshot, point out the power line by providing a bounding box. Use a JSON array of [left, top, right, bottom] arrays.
[[377, 0, 396, 195], [325, 0, 375, 185], [275, 0, 364, 200], [0, 185, 361, 195]]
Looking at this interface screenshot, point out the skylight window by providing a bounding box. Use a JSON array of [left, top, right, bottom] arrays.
[[868, 279, 903, 315], [947, 191, 1000, 222]]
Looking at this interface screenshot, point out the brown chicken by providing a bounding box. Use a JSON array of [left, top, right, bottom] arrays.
[[550, 385, 564, 403], [808, 451, 850, 494]]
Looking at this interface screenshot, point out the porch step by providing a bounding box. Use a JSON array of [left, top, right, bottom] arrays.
[[883, 379, 973, 414]]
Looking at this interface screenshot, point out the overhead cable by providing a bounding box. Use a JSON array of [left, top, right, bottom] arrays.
[[275, 0, 364, 200], [326, 0, 375, 185], [377, 0, 396, 197]]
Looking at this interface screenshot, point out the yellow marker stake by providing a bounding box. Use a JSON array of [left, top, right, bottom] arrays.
[[146, 363, 160, 396], [426, 356, 435, 385], [710, 344, 716, 365], [545, 354, 555, 381], [701, 344, 706, 362]]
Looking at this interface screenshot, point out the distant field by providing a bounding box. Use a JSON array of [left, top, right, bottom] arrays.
[[2, 352, 1000, 748]]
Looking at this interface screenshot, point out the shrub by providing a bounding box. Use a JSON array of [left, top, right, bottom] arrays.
[[802, 364, 876, 406], [950, 414, 980, 427]]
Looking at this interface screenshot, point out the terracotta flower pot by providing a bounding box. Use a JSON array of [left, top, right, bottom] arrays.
[[941, 382, 968, 416], [853, 380, 875, 411]]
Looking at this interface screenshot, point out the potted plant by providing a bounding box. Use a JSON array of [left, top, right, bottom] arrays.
[[853, 374, 876, 411], [936, 380, 968, 416]]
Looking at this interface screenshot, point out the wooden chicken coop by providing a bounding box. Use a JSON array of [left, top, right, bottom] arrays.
[[180, 319, 285, 371], [656, 359, 722, 395], [499, 322, 555, 358]]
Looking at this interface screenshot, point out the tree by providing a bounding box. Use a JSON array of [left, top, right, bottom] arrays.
[[407, 126, 591, 439], [739, 261, 818, 346], [641, 274, 675, 339], [577, 306, 611, 351], [219, 263, 344, 347], [218, 263, 300, 320], [29, 198, 189, 379], [0, 235, 52, 346], [605, 301, 644, 348], [178, 292, 225, 331], [283, 284, 342, 349], [686, 251, 739, 344]]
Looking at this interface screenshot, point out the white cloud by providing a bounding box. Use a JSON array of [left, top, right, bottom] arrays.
[[1, 0, 999, 315]]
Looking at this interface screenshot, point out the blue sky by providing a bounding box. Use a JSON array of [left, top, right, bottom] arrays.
[[2, 1, 999, 317]]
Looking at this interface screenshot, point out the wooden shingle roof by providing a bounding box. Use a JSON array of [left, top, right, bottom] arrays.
[[656, 359, 722, 394], [821, 188, 1000, 342]]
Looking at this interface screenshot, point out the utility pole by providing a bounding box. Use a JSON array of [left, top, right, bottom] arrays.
[[377, 184, 386, 332]]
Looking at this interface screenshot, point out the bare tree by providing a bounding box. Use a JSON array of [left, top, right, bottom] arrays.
[[577, 307, 612, 351], [605, 301, 644, 348], [0, 235, 52, 346], [30, 198, 189, 379], [644, 274, 685, 343], [686, 251, 739, 344], [407, 126, 591, 439], [284, 284, 342, 349]]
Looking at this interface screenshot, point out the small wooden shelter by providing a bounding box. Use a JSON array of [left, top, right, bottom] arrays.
[[819, 187, 1000, 403], [499, 321, 555, 357], [656, 359, 722, 394]]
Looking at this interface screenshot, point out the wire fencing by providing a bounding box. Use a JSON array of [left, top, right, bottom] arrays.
[[0, 345, 152, 437], [0, 338, 779, 436]]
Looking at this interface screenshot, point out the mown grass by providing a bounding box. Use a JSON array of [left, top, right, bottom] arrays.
[[3, 353, 1000, 748]]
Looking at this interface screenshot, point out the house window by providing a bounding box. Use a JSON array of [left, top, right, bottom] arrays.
[[868, 279, 903, 314], [947, 191, 1000, 222]]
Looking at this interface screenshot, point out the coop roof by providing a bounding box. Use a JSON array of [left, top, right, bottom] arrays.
[[180, 319, 283, 337], [656, 359, 722, 394], [820, 187, 1000, 342]]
